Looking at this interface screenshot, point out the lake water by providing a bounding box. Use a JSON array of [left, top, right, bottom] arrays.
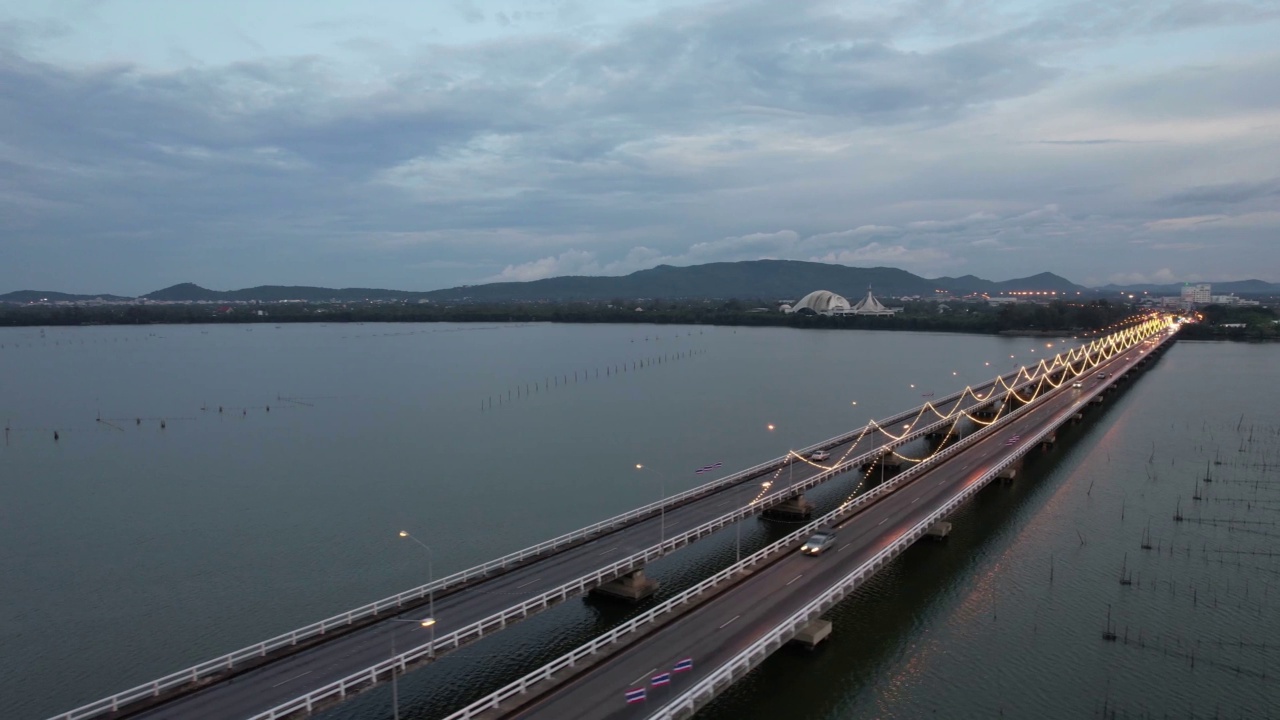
[[0, 324, 1275, 719]]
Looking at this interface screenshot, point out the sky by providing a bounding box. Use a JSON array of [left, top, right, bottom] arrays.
[[1, 0, 1278, 295]]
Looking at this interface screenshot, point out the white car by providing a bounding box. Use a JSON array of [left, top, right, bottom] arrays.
[[809, 450, 831, 461], [1072, 381, 1083, 388], [801, 529, 838, 555]]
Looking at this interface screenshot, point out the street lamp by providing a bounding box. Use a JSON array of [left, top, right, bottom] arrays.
[[387, 616, 436, 720], [397, 531, 435, 657], [767, 423, 798, 487], [635, 464, 666, 543]]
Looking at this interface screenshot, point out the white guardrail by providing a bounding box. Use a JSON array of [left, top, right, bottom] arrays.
[[240, 378, 1032, 720], [48, 371, 1042, 720], [50, 329, 1147, 720], [650, 340, 1173, 718], [433, 326, 1169, 720]]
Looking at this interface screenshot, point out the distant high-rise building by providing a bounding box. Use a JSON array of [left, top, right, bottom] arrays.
[[1180, 283, 1211, 305]]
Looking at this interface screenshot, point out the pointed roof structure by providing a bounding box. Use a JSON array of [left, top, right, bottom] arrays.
[[787, 290, 851, 315], [851, 286, 896, 316]]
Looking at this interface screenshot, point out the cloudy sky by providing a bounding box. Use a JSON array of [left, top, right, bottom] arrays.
[[2, 0, 1278, 294]]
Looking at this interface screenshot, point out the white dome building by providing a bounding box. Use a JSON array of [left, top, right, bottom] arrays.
[[786, 290, 851, 315]]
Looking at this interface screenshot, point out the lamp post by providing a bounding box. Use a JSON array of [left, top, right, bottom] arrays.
[[767, 423, 798, 487], [387, 617, 436, 720], [397, 531, 436, 656], [635, 464, 666, 544]]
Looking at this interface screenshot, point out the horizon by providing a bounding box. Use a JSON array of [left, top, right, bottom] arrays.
[[3, 259, 1276, 298], [2, 1, 1278, 294]]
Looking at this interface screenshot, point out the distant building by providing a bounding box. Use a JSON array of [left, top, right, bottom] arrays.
[[849, 287, 898, 316], [1181, 283, 1211, 305], [785, 290, 851, 315]]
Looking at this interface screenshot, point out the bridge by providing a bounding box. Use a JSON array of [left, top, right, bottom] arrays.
[[48, 315, 1176, 720]]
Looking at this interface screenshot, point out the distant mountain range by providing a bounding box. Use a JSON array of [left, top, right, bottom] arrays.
[[1096, 279, 1280, 295], [0, 290, 133, 303], [3, 260, 1277, 304]]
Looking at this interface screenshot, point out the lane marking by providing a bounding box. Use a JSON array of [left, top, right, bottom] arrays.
[[597, 546, 618, 556], [839, 543, 851, 552], [271, 670, 312, 688], [515, 578, 540, 589], [719, 615, 741, 630], [631, 668, 657, 685], [786, 574, 804, 586], [878, 518, 888, 526], [911, 496, 921, 504]]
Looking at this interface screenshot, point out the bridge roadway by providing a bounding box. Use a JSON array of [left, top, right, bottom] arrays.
[[120, 371, 1036, 719], [494, 341, 1162, 720]]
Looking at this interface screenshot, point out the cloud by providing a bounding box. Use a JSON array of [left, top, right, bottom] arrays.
[[1144, 215, 1226, 231], [1106, 268, 1188, 285], [1, 0, 1279, 293], [1159, 177, 1280, 206], [815, 243, 951, 267]]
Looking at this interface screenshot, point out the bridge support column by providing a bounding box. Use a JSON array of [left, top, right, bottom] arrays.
[[925, 521, 952, 540], [792, 619, 832, 649], [1089, 395, 1104, 405], [764, 495, 814, 520], [1070, 412, 1084, 424], [998, 461, 1021, 484], [591, 569, 659, 601], [1039, 432, 1056, 448]]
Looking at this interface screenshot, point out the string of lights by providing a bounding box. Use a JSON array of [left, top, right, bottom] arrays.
[[741, 313, 1174, 513], [834, 313, 1172, 507]]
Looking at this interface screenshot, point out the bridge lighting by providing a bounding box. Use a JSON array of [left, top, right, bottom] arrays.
[[850, 401, 857, 406], [397, 531, 436, 657], [767, 424, 775, 431]]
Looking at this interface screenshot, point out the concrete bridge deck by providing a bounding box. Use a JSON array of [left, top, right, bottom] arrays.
[[48, 319, 1169, 720], [444, 325, 1174, 720]]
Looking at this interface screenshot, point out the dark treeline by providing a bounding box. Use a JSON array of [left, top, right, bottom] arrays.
[[1177, 304, 1279, 340], [0, 298, 1148, 335]]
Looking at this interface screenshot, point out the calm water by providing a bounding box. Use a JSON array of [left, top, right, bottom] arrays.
[[0, 325, 1275, 719]]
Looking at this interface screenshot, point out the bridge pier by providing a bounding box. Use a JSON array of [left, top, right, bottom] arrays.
[[998, 460, 1021, 484], [859, 454, 904, 487], [591, 569, 659, 601], [971, 401, 1002, 420], [925, 521, 952, 540], [792, 619, 832, 649], [1089, 394, 1104, 405], [1039, 432, 1056, 448], [764, 495, 815, 520]]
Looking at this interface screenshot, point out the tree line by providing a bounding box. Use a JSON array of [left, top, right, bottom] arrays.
[[0, 298, 1158, 336]]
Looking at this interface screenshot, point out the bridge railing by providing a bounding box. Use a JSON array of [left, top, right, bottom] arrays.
[[47, 368, 1046, 720], [241, 385, 1016, 720], [434, 326, 1171, 720], [431, 341, 1118, 720], [54, 325, 1150, 720], [649, 373, 1115, 719]]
